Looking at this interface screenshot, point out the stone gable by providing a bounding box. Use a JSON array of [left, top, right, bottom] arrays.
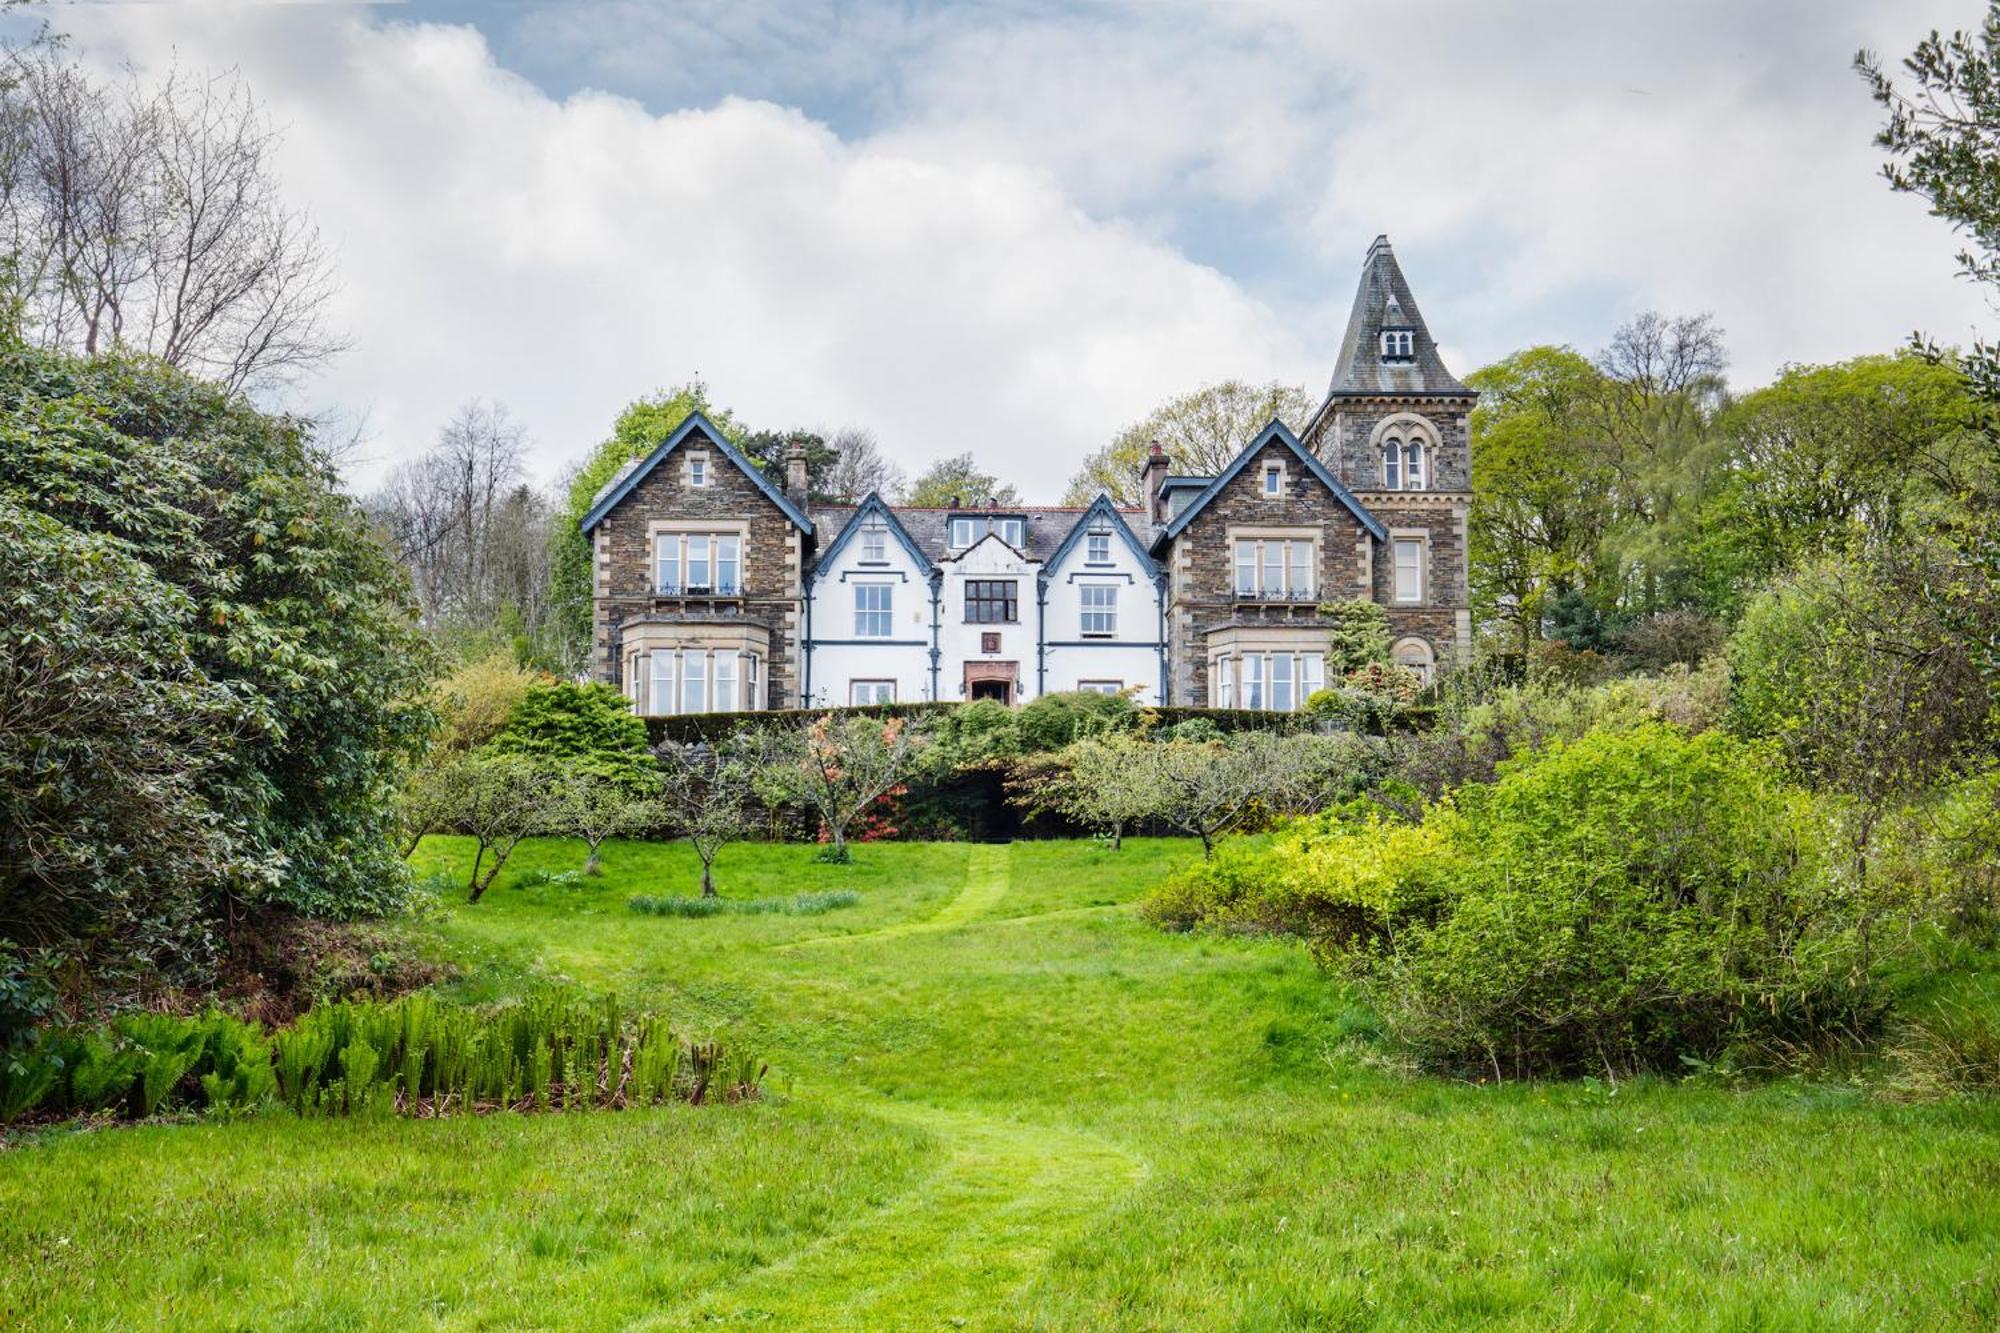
[[590, 438, 804, 707]]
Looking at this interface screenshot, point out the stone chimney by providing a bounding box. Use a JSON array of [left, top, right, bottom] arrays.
[[784, 437, 809, 503], [1141, 439, 1170, 525]]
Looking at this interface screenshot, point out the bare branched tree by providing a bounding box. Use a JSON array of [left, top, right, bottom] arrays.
[[822, 426, 907, 502], [0, 48, 342, 392], [369, 401, 553, 649]]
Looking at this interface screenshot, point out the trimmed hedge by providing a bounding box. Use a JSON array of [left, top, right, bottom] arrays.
[[645, 701, 959, 746]]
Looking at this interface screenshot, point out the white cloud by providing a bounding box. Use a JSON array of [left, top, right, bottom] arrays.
[[53, 0, 2000, 498], [61, 7, 1314, 493]]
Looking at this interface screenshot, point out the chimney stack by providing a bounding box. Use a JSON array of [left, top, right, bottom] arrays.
[[1141, 439, 1170, 525], [784, 437, 809, 503]]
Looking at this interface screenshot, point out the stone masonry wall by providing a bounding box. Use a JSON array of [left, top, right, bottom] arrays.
[[591, 439, 804, 707], [1165, 437, 1372, 704]]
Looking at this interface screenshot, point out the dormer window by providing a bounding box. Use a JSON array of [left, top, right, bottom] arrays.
[[860, 520, 887, 563], [1380, 329, 1414, 362], [946, 514, 1027, 552]]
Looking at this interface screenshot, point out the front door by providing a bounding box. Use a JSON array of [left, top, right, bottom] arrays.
[[964, 660, 1018, 704]]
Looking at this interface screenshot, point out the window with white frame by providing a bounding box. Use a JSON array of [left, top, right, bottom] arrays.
[[854, 583, 894, 637], [946, 514, 1027, 552], [1085, 524, 1111, 564], [1262, 464, 1281, 496], [1079, 584, 1117, 636], [1383, 436, 1428, 491], [849, 679, 895, 705], [688, 455, 708, 487], [655, 532, 741, 594], [642, 648, 759, 715], [1393, 537, 1425, 604], [1380, 329, 1414, 361], [1077, 680, 1122, 695], [860, 520, 887, 563], [1217, 651, 1324, 711], [1232, 538, 1315, 600]]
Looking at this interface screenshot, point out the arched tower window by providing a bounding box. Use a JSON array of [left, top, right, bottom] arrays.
[[1383, 438, 1403, 490], [1403, 440, 1426, 491]]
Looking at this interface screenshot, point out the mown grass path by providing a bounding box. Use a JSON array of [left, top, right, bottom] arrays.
[[779, 842, 1014, 951], [8, 836, 1999, 1331], [720, 843, 1150, 1327]]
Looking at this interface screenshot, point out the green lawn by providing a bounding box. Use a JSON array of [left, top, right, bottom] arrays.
[[6, 835, 2000, 1329]]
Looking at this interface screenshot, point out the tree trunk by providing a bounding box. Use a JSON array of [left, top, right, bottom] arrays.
[[1199, 829, 1215, 860], [700, 858, 716, 898], [584, 840, 602, 877], [1111, 820, 1124, 852], [466, 842, 487, 894], [828, 823, 850, 863]]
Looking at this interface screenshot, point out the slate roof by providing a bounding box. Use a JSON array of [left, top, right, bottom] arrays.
[[810, 502, 1152, 567], [1149, 419, 1387, 552], [1322, 235, 1472, 399], [580, 412, 813, 534]]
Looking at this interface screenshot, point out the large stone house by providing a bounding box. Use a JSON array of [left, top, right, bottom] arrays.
[[581, 234, 1472, 714]]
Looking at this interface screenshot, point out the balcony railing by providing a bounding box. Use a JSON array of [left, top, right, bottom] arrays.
[[1232, 585, 1317, 604], [654, 581, 743, 598]]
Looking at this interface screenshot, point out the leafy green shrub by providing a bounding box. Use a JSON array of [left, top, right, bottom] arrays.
[[1151, 723, 1891, 1079], [0, 346, 438, 992], [926, 699, 1023, 768], [1015, 690, 1136, 751], [490, 681, 656, 788], [628, 891, 860, 917]]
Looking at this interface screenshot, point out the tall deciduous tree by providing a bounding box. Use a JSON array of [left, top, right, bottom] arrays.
[[368, 401, 557, 661], [1063, 380, 1312, 505], [0, 51, 342, 392], [903, 452, 1020, 508], [1466, 346, 1619, 647], [1860, 11, 2000, 699], [820, 427, 907, 502]]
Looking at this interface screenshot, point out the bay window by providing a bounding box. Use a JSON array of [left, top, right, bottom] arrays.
[[641, 648, 760, 715], [1212, 651, 1325, 712]]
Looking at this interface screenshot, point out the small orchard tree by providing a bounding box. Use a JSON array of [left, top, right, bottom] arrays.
[[1047, 733, 1169, 849], [654, 741, 757, 897], [753, 714, 929, 863], [1151, 731, 1329, 858], [453, 755, 562, 903], [395, 755, 465, 859], [552, 769, 656, 876]]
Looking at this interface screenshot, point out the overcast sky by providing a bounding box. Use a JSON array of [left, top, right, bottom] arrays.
[[40, 0, 1997, 496]]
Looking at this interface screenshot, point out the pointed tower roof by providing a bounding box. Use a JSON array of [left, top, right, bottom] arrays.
[[1324, 235, 1472, 399]]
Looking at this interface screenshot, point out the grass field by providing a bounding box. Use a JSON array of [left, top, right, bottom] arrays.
[[6, 835, 2000, 1329]]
